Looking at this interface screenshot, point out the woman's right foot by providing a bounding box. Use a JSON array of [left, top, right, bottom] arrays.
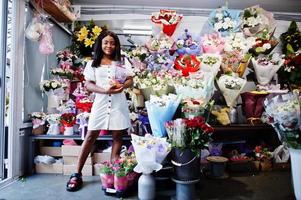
[[66, 173, 83, 192]]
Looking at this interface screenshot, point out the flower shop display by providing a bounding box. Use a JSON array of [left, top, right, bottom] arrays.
[[145, 94, 181, 137], [217, 74, 247, 107], [45, 113, 61, 135], [241, 91, 268, 124], [174, 54, 201, 76], [71, 20, 105, 57], [199, 53, 222, 77], [201, 32, 225, 54], [241, 5, 276, 37], [172, 29, 201, 55], [151, 9, 183, 36], [30, 112, 46, 135], [208, 6, 241, 36], [252, 53, 285, 85], [60, 113, 76, 135]]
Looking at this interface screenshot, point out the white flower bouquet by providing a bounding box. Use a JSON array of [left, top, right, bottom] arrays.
[[241, 5, 276, 37], [45, 113, 61, 135], [199, 53, 222, 77], [217, 74, 247, 107], [252, 53, 285, 85], [224, 33, 256, 54], [146, 34, 174, 53], [40, 79, 65, 112]]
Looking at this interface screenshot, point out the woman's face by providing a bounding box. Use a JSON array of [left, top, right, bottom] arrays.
[[102, 35, 116, 56]]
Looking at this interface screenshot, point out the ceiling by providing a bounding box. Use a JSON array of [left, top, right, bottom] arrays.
[[72, 0, 301, 13]]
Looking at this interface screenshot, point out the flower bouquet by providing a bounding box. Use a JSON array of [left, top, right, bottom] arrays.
[[224, 32, 256, 54], [252, 53, 285, 85], [249, 29, 279, 56], [199, 53, 222, 77], [264, 92, 301, 199], [76, 112, 90, 140], [221, 50, 251, 77], [45, 113, 61, 135], [145, 94, 182, 137], [151, 9, 183, 36], [60, 113, 76, 135], [174, 54, 201, 76], [71, 20, 105, 57], [75, 97, 93, 113], [172, 29, 201, 55], [280, 21, 301, 55], [40, 79, 65, 112], [217, 74, 247, 107], [99, 161, 114, 189], [72, 82, 89, 102], [181, 99, 206, 119], [51, 68, 74, 80], [145, 51, 175, 72], [254, 145, 273, 171], [241, 91, 268, 124], [278, 51, 301, 87], [201, 32, 225, 54], [241, 5, 276, 37], [126, 46, 149, 70], [30, 112, 46, 135], [208, 6, 240, 36], [146, 34, 174, 53], [172, 71, 214, 103]]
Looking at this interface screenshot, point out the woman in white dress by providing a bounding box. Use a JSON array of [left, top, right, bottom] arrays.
[[66, 31, 133, 192]]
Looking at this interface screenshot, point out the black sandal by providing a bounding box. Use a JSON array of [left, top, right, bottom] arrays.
[[66, 173, 83, 192]]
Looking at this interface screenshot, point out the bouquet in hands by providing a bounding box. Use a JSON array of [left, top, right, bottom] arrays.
[[252, 53, 285, 85]]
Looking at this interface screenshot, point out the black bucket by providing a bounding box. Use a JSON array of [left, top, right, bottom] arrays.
[[171, 148, 200, 181]]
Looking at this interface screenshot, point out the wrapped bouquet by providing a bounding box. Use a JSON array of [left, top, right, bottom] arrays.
[[172, 29, 201, 55], [45, 113, 61, 135], [145, 94, 181, 137], [199, 53, 222, 77], [217, 74, 247, 107], [174, 54, 201, 76], [146, 34, 174, 53], [201, 32, 225, 54], [252, 53, 285, 85], [221, 50, 251, 77]]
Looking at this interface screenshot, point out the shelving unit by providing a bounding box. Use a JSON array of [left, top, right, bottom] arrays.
[[42, 0, 74, 23]]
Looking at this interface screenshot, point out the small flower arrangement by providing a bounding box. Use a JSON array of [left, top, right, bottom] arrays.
[[174, 54, 201, 76], [71, 20, 106, 57], [60, 113, 76, 127], [76, 97, 94, 112], [254, 146, 273, 161], [181, 99, 207, 119], [173, 29, 201, 55], [208, 6, 240, 36], [30, 112, 47, 131], [127, 46, 150, 62], [40, 80, 62, 92], [45, 114, 61, 124], [242, 5, 276, 37], [249, 29, 278, 56], [133, 70, 169, 90], [221, 50, 244, 74], [51, 68, 74, 80], [173, 73, 204, 89], [278, 51, 301, 86], [201, 33, 225, 54], [146, 34, 174, 52], [224, 78, 242, 90], [30, 112, 46, 120], [224, 33, 256, 54]]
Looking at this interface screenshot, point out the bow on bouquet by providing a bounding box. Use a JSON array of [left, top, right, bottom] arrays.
[[151, 9, 183, 36], [217, 74, 247, 107], [208, 6, 241, 36], [241, 5, 276, 37], [201, 32, 225, 54], [172, 29, 201, 55], [252, 53, 285, 85], [174, 54, 201, 76]]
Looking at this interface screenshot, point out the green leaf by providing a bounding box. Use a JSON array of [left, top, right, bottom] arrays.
[[286, 44, 295, 54]]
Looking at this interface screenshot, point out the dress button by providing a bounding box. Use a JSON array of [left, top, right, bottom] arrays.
[[109, 94, 111, 96], [108, 100, 111, 102]]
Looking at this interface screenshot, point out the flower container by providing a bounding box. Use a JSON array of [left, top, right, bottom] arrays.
[[100, 173, 114, 189], [114, 175, 128, 192], [47, 123, 60, 135], [32, 125, 44, 135], [127, 172, 139, 187], [171, 148, 200, 181]]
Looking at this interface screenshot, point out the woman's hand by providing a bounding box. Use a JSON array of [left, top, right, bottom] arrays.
[[106, 84, 124, 94]]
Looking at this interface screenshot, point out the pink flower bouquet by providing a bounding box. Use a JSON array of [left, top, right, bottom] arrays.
[[201, 33, 225, 54]]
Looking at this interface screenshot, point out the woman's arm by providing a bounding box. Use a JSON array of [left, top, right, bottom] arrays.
[[122, 76, 133, 89], [85, 81, 107, 94]]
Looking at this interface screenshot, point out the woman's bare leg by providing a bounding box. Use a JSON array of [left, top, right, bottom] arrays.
[[111, 130, 123, 162], [76, 130, 99, 173]]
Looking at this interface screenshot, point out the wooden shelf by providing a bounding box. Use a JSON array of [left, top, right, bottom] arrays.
[[30, 134, 131, 141], [212, 124, 274, 132], [43, 1, 73, 23]]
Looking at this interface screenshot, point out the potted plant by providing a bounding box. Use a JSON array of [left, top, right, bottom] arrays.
[[99, 161, 114, 189]]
